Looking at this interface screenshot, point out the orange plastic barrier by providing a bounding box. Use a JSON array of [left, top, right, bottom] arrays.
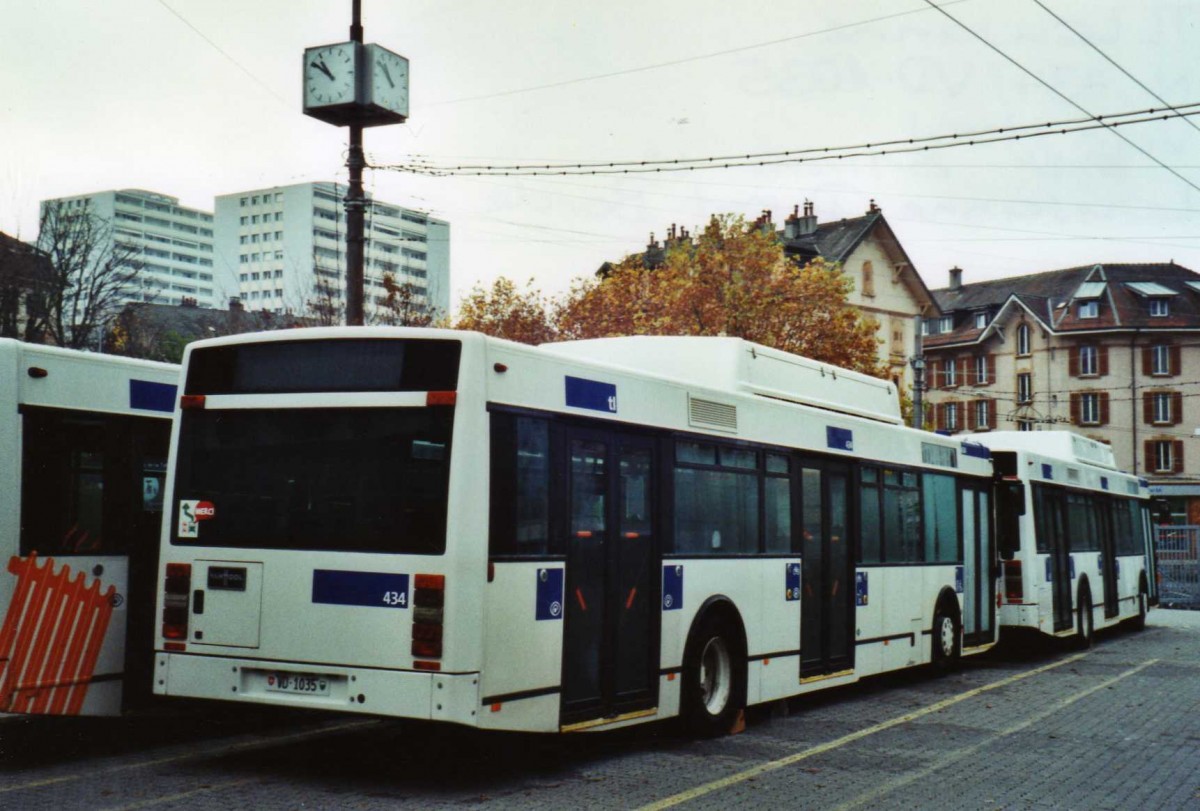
[[0, 554, 117, 715]]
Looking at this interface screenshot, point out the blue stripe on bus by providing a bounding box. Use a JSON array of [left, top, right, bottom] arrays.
[[961, 441, 990, 460], [662, 565, 683, 610], [312, 570, 409, 609], [565, 376, 617, 413], [129, 379, 177, 412]]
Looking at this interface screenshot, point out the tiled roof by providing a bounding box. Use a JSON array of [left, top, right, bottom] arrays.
[[778, 211, 882, 264], [926, 262, 1200, 347]]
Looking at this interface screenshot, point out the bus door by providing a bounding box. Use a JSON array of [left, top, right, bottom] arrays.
[[560, 429, 657, 725], [960, 483, 995, 648], [800, 463, 854, 679], [1098, 498, 1120, 619], [1037, 487, 1073, 632]]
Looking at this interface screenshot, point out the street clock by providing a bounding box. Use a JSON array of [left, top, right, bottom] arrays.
[[302, 41, 362, 126], [302, 42, 408, 128]]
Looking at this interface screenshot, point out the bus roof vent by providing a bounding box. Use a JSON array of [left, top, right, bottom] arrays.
[[689, 395, 737, 433]]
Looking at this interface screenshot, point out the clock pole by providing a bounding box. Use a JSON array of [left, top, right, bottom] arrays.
[[303, 2, 408, 328], [345, 0, 366, 327]]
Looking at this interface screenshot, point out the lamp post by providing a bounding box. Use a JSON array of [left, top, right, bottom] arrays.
[[910, 353, 926, 430]]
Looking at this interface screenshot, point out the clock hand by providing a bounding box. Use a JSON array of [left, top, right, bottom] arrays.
[[311, 59, 335, 81], [381, 63, 395, 88]]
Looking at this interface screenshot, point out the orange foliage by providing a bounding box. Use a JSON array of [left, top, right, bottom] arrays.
[[453, 277, 558, 345], [558, 214, 885, 376]]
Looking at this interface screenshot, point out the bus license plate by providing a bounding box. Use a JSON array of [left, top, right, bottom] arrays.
[[265, 672, 330, 696]]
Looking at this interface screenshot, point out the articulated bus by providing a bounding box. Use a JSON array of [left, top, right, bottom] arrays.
[[966, 432, 1153, 644], [0, 339, 178, 716], [154, 328, 998, 734]]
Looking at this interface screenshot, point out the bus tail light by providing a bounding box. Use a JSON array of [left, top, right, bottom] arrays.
[[1003, 560, 1023, 602], [412, 574, 445, 661], [162, 563, 192, 642]]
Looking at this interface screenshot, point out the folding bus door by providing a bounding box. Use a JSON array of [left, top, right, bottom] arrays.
[[800, 462, 854, 679], [1036, 487, 1074, 633], [1098, 498, 1120, 620], [960, 483, 995, 648], [560, 428, 658, 726]]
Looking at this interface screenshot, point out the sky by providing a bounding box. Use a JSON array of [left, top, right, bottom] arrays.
[[3, 0, 1200, 311]]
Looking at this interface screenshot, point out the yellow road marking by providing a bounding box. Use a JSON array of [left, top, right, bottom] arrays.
[[101, 778, 256, 811], [639, 653, 1089, 811], [831, 658, 1159, 811], [0, 718, 378, 795]]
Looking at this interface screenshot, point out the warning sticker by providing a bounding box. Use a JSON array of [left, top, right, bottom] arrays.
[[178, 500, 215, 538]]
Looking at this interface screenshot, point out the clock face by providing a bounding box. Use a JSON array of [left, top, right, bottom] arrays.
[[366, 45, 409, 119], [304, 42, 358, 108]]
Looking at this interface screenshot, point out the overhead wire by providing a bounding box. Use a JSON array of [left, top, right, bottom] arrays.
[[373, 104, 1200, 177], [920, 0, 1200, 197], [1031, 0, 1200, 141]]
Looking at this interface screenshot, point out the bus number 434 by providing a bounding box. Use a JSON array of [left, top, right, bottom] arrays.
[[382, 591, 407, 607]]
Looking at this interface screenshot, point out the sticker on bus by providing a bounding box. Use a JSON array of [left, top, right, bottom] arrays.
[[785, 562, 801, 601], [856, 571, 869, 606], [663, 565, 683, 610], [177, 500, 215, 538], [535, 568, 564, 620]]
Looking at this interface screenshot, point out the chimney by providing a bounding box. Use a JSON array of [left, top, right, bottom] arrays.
[[180, 296, 198, 308], [229, 296, 244, 312], [647, 231, 659, 249], [868, 198, 879, 213], [784, 204, 801, 239], [795, 199, 817, 236], [948, 266, 963, 291]]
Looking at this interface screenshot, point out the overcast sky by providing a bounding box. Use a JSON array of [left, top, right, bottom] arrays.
[[3, 0, 1199, 309]]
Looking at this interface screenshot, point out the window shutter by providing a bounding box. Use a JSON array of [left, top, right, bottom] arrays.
[[1099, 392, 1110, 426], [1143, 392, 1154, 425], [1098, 345, 1109, 376], [935, 403, 944, 430], [1070, 393, 1081, 425], [928, 360, 940, 390], [1170, 345, 1182, 376], [1068, 346, 1080, 377], [1142, 347, 1153, 375], [1173, 440, 1185, 474], [1172, 391, 1183, 426], [986, 354, 996, 385], [1144, 441, 1154, 473], [986, 399, 995, 429]]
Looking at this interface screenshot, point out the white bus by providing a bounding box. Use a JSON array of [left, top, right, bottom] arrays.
[[154, 328, 997, 734], [0, 339, 178, 716], [966, 431, 1153, 644]]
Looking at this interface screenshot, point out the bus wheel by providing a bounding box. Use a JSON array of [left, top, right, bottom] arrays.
[[1075, 584, 1094, 649], [682, 614, 743, 736], [931, 602, 960, 672]]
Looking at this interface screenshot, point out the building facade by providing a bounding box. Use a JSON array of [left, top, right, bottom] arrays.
[[213, 182, 450, 321], [923, 262, 1200, 519], [40, 190, 218, 308]]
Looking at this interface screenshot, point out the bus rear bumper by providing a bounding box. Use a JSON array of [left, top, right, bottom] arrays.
[[154, 652, 481, 727]]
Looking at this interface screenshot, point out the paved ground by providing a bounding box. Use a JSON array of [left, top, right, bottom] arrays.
[[2, 610, 1198, 809]]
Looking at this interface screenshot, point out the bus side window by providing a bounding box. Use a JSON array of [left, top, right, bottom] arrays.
[[489, 413, 551, 556]]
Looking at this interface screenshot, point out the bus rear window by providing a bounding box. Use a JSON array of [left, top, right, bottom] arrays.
[[172, 407, 452, 554], [185, 339, 461, 394]]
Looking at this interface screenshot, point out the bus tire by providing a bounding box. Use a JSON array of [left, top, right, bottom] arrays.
[[1075, 582, 1094, 649], [930, 599, 960, 672], [681, 612, 744, 737]]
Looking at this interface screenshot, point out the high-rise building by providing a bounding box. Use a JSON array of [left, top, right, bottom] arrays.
[[213, 182, 449, 321], [39, 190, 219, 308]]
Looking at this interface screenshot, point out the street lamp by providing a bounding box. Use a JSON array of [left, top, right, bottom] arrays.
[[910, 354, 926, 430]]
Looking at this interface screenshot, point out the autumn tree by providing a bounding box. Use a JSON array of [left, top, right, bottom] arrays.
[[32, 201, 146, 348], [372, 271, 438, 327], [557, 214, 885, 376], [454, 277, 558, 345]]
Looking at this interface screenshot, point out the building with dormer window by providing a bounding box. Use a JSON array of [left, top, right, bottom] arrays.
[[923, 262, 1200, 519]]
